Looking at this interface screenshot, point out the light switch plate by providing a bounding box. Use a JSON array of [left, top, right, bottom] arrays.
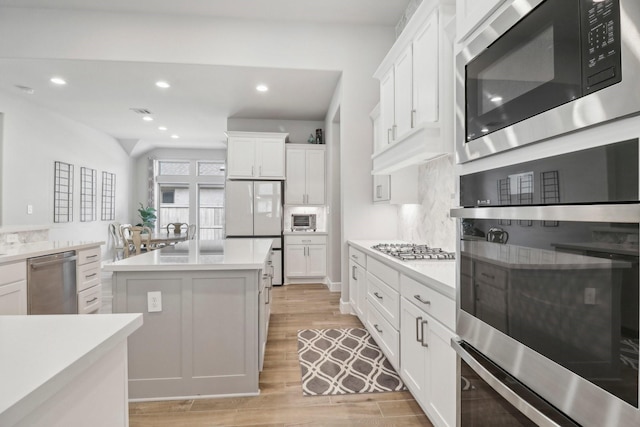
[[147, 291, 162, 312]]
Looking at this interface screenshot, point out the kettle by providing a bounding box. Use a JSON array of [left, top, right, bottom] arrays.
[[486, 227, 509, 244]]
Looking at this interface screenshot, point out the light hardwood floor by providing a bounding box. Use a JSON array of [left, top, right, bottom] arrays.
[[129, 283, 434, 427]]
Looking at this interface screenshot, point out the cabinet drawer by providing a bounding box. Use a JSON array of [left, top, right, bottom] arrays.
[[367, 257, 399, 291], [77, 262, 101, 292], [77, 247, 101, 266], [0, 261, 26, 285], [367, 272, 399, 329], [366, 301, 399, 370], [474, 261, 508, 289], [401, 274, 455, 330], [78, 284, 101, 314], [285, 234, 327, 245], [348, 246, 366, 267]]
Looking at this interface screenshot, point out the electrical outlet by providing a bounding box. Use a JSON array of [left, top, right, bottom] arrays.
[[27, 205, 33, 214], [6, 234, 19, 244], [584, 288, 596, 305], [147, 291, 162, 312]]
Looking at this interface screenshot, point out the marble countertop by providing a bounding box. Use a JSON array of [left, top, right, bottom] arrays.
[[462, 240, 631, 269], [0, 313, 142, 426], [103, 238, 273, 272], [0, 241, 104, 265], [348, 240, 456, 299]]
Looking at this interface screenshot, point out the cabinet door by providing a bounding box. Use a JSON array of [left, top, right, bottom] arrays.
[[305, 149, 325, 205], [285, 148, 306, 204], [380, 69, 395, 145], [394, 44, 414, 139], [413, 12, 439, 125], [425, 316, 457, 427], [400, 298, 427, 401], [285, 244, 307, 277], [257, 137, 285, 179], [306, 245, 327, 277], [456, 0, 505, 42], [0, 280, 27, 315], [373, 174, 391, 202], [227, 137, 256, 178]]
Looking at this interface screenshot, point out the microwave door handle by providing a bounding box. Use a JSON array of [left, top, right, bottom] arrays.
[[451, 340, 561, 427]]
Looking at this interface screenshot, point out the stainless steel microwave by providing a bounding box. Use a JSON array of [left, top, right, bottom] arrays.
[[291, 214, 316, 231], [455, 0, 640, 163]]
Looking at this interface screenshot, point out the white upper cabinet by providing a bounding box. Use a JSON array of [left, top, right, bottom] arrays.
[[285, 144, 325, 205], [226, 132, 287, 180], [456, 0, 506, 42], [372, 0, 454, 175]]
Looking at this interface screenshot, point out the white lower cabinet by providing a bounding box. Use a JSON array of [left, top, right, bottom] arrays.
[[400, 276, 456, 427], [284, 235, 327, 280], [0, 261, 27, 315]]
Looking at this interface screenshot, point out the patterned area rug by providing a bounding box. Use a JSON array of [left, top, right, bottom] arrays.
[[297, 328, 406, 396]]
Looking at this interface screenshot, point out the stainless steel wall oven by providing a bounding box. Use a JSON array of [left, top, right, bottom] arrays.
[[455, 0, 640, 163], [451, 139, 640, 426]]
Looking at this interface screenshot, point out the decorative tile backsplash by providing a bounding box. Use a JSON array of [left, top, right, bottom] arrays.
[[398, 155, 456, 251], [0, 226, 49, 244]]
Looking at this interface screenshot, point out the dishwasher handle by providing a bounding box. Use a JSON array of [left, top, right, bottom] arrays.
[[29, 254, 78, 269]]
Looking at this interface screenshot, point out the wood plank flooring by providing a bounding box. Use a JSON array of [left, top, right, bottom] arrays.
[[129, 283, 434, 427]]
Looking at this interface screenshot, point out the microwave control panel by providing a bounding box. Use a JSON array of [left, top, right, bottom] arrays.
[[582, 0, 621, 92]]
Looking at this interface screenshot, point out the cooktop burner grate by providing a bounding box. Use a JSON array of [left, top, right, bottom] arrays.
[[371, 243, 455, 261]]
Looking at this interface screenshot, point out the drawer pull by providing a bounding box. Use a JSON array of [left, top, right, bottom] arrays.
[[373, 292, 383, 300], [85, 273, 98, 279], [480, 272, 495, 280], [302, 239, 311, 243], [414, 295, 430, 305], [374, 324, 383, 334], [87, 254, 98, 258], [85, 297, 99, 304], [421, 320, 429, 348], [352, 254, 359, 260], [416, 316, 423, 342]]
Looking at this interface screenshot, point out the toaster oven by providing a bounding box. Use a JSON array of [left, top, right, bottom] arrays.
[[291, 214, 316, 231]]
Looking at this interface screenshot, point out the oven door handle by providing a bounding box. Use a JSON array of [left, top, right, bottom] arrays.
[[451, 339, 565, 427]]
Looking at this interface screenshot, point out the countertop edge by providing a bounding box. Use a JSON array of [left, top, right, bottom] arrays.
[[0, 241, 105, 265]]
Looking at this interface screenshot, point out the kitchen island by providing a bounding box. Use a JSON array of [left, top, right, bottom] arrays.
[[103, 238, 274, 400]]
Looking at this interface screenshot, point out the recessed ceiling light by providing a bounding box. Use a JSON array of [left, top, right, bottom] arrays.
[[156, 81, 170, 89], [142, 116, 154, 122], [171, 134, 180, 139], [256, 84, 269, 92], [490, 96, 503, 102], [481, 127, 489, 133], [50, 77, 67, 85], [158, 126, 168, 131]]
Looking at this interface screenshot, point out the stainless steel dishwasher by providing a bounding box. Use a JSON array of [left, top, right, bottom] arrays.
[[27, 251, 77, 314]]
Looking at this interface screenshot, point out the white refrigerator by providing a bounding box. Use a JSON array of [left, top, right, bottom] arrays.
[[225, 180, 283, 237]]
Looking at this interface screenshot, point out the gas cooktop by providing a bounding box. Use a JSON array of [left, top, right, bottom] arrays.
[[371, 243, 455, 261]]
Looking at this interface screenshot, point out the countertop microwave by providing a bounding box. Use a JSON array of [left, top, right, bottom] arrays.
[[456, 0, 640, 163], [291, 214, 316, 231]]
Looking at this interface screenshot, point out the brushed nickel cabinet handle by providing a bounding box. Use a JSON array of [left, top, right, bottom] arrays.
[[414, 295, 431, 305], [374, 292, 383, 300], [352, 266, 357, 280], [374, 324, 383, 333], [421, 320, 429, 347]]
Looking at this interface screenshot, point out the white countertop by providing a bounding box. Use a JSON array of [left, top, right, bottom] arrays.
[[348, 240, 456, 299], [0, 313, 142, 426], [0, 241, 104, 264], [103, 238, 273, 272], [283, 230, 328, 235]]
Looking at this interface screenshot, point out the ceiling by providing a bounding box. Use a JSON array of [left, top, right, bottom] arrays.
[[0, 0, 411, 156]]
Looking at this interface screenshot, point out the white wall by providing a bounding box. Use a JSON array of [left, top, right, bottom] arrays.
[[0, 88, 131, 248]]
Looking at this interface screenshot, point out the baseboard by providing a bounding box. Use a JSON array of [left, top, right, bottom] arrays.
[[339, 299, 354, 315], [326, 279, 341, 293]]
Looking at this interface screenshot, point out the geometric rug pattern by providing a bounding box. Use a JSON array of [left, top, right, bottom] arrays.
[[297, 328, 406, 396]]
